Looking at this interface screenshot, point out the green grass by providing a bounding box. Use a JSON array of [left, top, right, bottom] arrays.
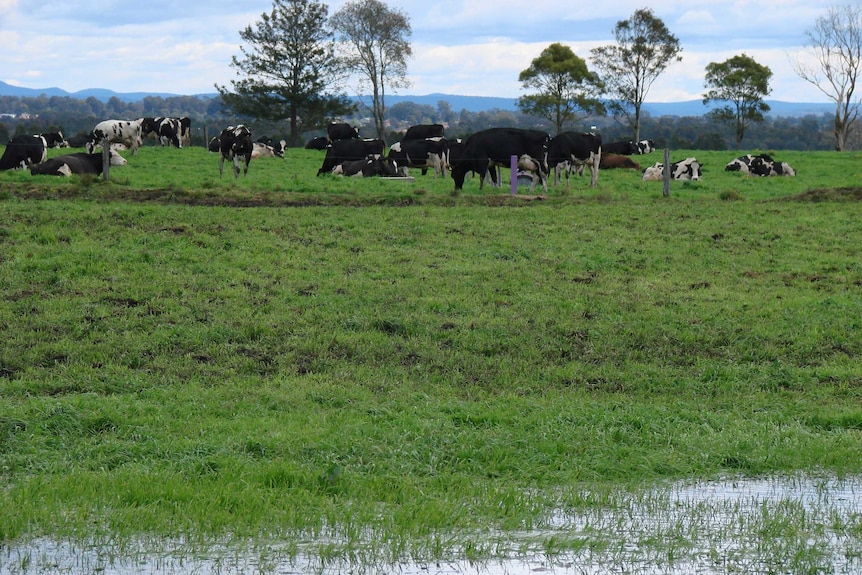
[[1, 144, 861, 568]]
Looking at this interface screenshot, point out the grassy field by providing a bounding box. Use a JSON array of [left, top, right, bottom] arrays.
[[1, 143, 861, 570]]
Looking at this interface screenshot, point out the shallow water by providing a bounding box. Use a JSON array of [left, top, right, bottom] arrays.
[[3, 474, 861, 574]]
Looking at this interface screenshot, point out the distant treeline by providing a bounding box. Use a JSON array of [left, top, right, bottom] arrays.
[[0, 93, 848, 151]]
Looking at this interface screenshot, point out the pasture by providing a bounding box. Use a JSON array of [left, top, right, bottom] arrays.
[[1, 142, 862, 572]]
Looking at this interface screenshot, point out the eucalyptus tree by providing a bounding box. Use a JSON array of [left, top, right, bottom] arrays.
[[590, 8, 682, 142], [793, 4, 861, 151], [517, 43, 606, 134], [331, 0, 412, 142], [703, 53, 773, 148], [216, 0, 354, 147]]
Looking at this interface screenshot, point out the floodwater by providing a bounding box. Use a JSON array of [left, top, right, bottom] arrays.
[[3, 474, 861, 574]]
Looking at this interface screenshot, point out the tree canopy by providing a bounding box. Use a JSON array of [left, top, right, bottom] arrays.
[[590, 8, 682, 141], [703, 53, 773, 148], [216, 0, 354, 147], [517, 43, 605, 134], [331, 0, 412, 142]]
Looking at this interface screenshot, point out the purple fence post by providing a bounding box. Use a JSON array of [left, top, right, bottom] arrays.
[[510, 155, 517, 195]]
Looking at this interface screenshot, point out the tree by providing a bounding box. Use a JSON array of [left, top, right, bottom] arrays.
[[331, 0, 411, 142], [590, 8, 682, 142], [703, 53, 773, 148], [516, 43, 605, 134], [793, 4, 861, 151], [216, 0, 354, 147]]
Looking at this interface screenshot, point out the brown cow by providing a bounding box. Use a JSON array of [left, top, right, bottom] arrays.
[[600, 153, 641, 170]]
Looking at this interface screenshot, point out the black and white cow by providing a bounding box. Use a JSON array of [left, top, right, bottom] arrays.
[[218, 125, 253, 179], [0, 134, 47, 170], [90, 119, 145, 155], [305, 136, 329, 150], [547, 131, 602, 187], [725, 154, 795, 176], [157, 117, 183, 148], [30, 151, 127, 176], [403, 124, 445, 140], [387, 137, 449, 178], [251, 141, 285, 159], [178, 117, 191, 147], [68, 132, 97, 149], [317, 138, 386, 175], [450, 128, 549, 191], [327, 122, 360, 142], [603, 140, 637, 155], [642, 157, 702, 181], [636, 139, 656, 154], [331, 155, 398, 177], [255, 137, 286, 158], [40, 132, 69, 149]]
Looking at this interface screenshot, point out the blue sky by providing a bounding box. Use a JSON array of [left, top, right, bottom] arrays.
[[0, 0, 840, 103]]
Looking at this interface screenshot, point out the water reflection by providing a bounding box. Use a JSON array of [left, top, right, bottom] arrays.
[[3, 474, 861, 574]]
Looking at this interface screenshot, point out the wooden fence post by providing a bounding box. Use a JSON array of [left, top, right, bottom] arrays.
[[662, 147, 670, 197], [102, 138, 110, 182]]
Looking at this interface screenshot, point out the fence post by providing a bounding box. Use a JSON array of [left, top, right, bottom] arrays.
[[102, 138, 110, 182], [510, 155, 517, 195], [662, 147, 670, 197]]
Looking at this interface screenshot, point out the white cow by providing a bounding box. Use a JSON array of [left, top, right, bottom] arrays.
[[89, 119, 145, 155]]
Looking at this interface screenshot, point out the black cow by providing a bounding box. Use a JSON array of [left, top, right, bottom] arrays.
[[403, 124, 445, 140], [40, 132, 69, 149], [332, 155, 398, 177], [547, 131, 602, 187], [387, 138, 449, 178], [725, 154, 795, 177], [0, 134, 47, 170], [450, 128, 549, 191], [603, 140, 637, 155], [208, 136, 220, 152], [30, 151, 127, 176], [317, 138, 385, 175], [327, 122, 360, 142], [305, 136, 329, 150], [68, 132, 97, 149], [218, 125, 253, 179]]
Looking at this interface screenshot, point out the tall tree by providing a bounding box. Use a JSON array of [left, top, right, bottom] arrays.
[[216, 0, 354, 147], [331, 0, 412, 142], [517, 43, 606, 134], [703, 53, 773, 148], [793, 4, 861, 151], [590, 8, 682, 142]]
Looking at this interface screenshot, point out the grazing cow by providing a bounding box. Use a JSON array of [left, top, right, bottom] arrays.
[[642, 157, 702, 181], [332, 155, 398, 177], [547, 131, 602, 188], [403, 124, 445, 140], [90, 119, 145, 155], [387, 137, 449, 178], [600, 153, 641, 170], [327, 122, 360, 142], [40, 132, 69, 149], [218, 125, 253, 179], [30, 151, 127, 176], [603, 140, 637, 155], [636, 139, 656, 154], [0, 134, 47, 170], [451, 128, 549, 191], [725, 154, 795, 177], [317, 138, 386, 175], [305, 136, 329, 150]]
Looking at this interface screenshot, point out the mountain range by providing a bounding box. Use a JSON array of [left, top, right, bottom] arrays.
[[0, 80, 835, 118]]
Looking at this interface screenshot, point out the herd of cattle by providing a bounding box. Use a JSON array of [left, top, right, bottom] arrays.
[[0, 119, 798, 187]]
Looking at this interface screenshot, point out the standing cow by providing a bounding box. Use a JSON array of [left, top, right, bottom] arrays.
[[387, 138, 449, 178], [90, 119, 145, 155], [327, 122, 360, 142], [450, 128, 549, 191], [218, 125, 253, 179], [317, 138, 386, 175], [547, 132, 602, 187]]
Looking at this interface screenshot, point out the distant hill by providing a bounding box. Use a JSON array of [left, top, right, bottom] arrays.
[[0, 80, 835, 118]]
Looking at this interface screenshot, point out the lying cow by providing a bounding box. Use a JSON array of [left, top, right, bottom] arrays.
[[600, 153, 641, 170], [0, 134, 47, 170], [30, 151, 127, 176], [725, 154, 795, 176], [642, 157, 702, 181], [253, 138, 286, 159], [40, 132, 69, 149], [331, 155, 398, 177]]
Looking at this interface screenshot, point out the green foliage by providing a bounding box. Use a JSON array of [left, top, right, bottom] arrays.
[[704, 53, 773, 147], [517, 43, 605, 133]]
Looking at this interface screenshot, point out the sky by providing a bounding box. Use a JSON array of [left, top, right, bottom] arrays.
[[0, 0, 842, 103]]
